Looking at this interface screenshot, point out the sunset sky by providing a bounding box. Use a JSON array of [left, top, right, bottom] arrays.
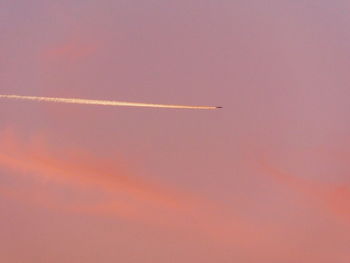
[[1, 0, 349, 262]]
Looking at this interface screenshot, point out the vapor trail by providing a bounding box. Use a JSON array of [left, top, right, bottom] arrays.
[[0, 94, 221, 110]]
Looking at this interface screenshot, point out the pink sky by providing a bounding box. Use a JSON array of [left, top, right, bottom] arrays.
[[1, 0, 349, 262]]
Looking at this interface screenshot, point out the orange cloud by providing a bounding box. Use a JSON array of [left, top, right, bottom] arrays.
[[0, 129, 187, 209], [0, 129, 263, 245], [258, 153, 350, 224], [0, 182, 149, 221], [43, 38, 97, 63]]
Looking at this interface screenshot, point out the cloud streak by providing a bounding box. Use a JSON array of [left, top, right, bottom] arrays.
[[258, 153, 350, 224], [0, 130, 188, 210], [0, 130, 261, 245], [0, 94, 221, 110]]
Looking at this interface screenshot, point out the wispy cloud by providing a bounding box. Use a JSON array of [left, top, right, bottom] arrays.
[[0, 129, 262, 244], [43, 37, 98, 63], [257, 151, 350, 224], [0, 129, 189, 210]]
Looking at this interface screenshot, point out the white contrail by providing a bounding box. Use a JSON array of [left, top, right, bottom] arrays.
[[0, 94, 222, 110]]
